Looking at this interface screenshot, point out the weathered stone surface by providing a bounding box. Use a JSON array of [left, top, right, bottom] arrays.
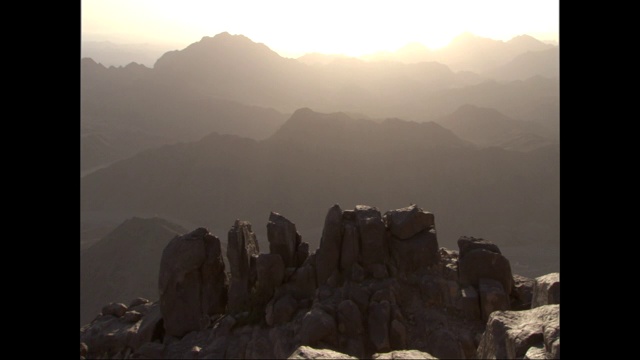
[[457, 236, 501, 258], [227, 220, 260, 313], [372, 350, 438, 359], [368, 300, 391, 353], [246, 326, 275, 359], [288, 345, 357, 359], [340, 222, 359, 273], [123, 310, 143, 323], [337, 299, 364, 335], [458, 286, 481, 320], [532, 272, 560, 308], [102, 302, 127, 318], [427, 329, 464, 359], [479, 278, 510, 322], [355, 205, 387, 266], [389, 228, 439, 273], [524, 345, 547, 359], [511, 274, 535, 310], [266, 293, 298, 326], [477, 304, 560, 359], [389, 319, 407, 350], [291, 257, 318, 300], [384, 204, 435, 240], [256, 253, 285, 303], [458, 248, 514, 294], [268, 212, 300, 268], [298, 308, 338, 347], [158, 228, 226, 338], [129, 302, 163, 350], [420, 274, 447, 306], [316, 204, 343, 285], [129, 298, 150, 308]]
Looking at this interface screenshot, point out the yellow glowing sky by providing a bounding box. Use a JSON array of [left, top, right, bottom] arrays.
[[82, 0, 559, 58]]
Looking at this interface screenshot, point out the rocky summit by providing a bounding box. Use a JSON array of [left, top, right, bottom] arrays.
[[80, 204, 560, 359]]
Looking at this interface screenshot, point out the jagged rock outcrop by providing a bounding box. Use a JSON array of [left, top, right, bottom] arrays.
[[457, 236, 514, 294], [158, 228, 227, 338], [227, 220, 260, 313], [268, 212, 307, 268], [477, 304, 560, 359], [80, 204, 559, 359], [532, 272, 560, 308]]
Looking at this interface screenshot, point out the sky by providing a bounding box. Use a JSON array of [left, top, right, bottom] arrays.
[[82, 0, 559, 58]]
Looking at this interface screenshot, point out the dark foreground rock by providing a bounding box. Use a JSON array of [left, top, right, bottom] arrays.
[[80, 204, 559, 359]]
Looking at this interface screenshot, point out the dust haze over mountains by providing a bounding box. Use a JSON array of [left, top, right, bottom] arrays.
[[81, 31, 559, 320]]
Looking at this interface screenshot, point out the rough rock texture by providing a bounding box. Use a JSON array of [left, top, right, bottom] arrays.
[[457, 236, 502, 258], [288, 346, 357, 359], [511, 274, 535, 310], [298, 307, 338, 347], [158, 227, 227, 338], [477, 304, 560, 359], [80, 204, 558, 360], [372, 350, 438, 359], [256, 253, 285, 303], [389, 228, 439, 274], [316, 204, 343, 285], [102, 302, 128, 318], [227, 220, 260, 313], [384, 204, 435, 240], [532, 272, 560, 308], [479, 278, 510, 322], [268, 212, 301, 268], [458, 248, 514, 295], [355, 205, 387, 267]]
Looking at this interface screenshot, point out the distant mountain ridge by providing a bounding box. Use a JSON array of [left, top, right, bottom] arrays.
[[80, 217, 188, 326], [81, 108, 559, 278]]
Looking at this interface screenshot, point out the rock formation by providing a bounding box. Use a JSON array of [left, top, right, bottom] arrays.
[[80, 204, 560, 359]]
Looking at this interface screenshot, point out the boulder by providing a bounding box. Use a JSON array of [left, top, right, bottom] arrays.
[[532, 272, 560, 308], [288, 346, 357, 359], [129, 298, 150, 308], [227, 220, 260, 313], [458, 248, 513, 294], [297, 242, 310, 267], [355, 205, 387, 266], [457, 236, 501, 258], [316, 204, 343, 285], [389, 228, 439, 273], [298, 308, 338, 347], [372, 350, 438, 359], [477, 304, 560, 359], [479, 278, 510, 322], [101, 302, 127, 318], [368, 300, 391, 353], [337, 299, 364, 336], [122, 310, 143, 323], [158, 227, 226, 338], [268, 212, 300, 268], [266, 293, 298, 326], [383, 204, 435, 240]]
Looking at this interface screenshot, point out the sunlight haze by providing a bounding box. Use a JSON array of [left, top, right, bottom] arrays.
[[81, 0, 559, 58]]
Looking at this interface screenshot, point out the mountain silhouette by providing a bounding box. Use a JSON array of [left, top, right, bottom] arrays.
[[81, 109, 558, 278]]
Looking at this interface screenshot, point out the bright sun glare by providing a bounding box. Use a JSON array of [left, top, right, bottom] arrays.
[[82, 0, 559, 58]]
